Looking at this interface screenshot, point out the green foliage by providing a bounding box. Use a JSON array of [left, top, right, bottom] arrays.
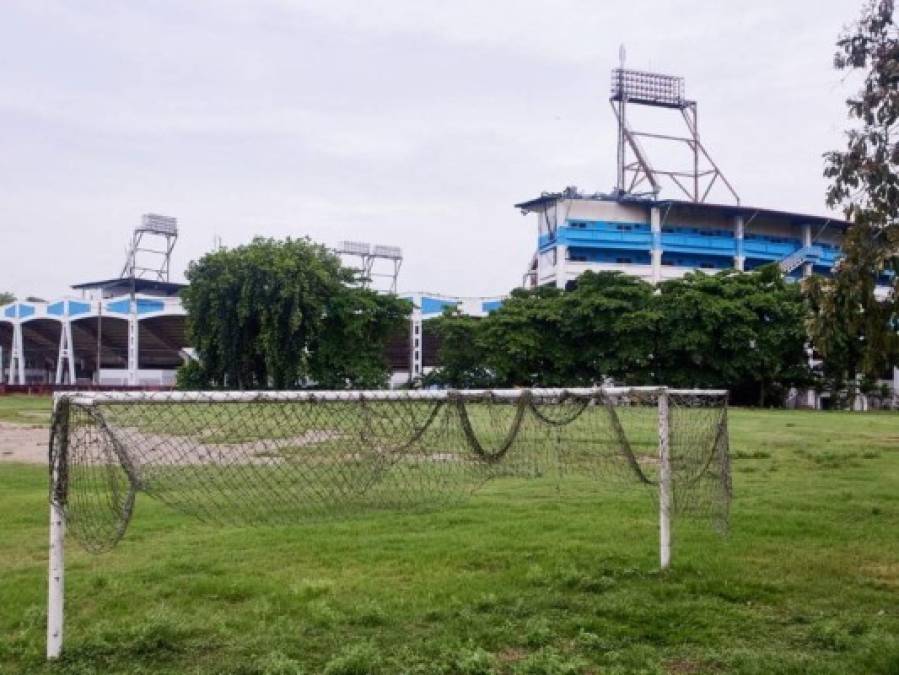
[[429, 269, 810, 404], [174, 360, 207, 391], [430, 272, 656, 388], [0, 291, 14, 305], [309, 287, 411, 390], [425, 311, 494, 389], [655, 265, 812, 405], [180, 237, 409, 389], [805, 226, 899, 402], [812, 0, 899, 405]]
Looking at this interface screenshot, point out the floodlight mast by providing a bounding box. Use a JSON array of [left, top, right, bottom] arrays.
[[120, 214, 179, 282], [610, 57, 739, 205], [336, 241, 403, 293]]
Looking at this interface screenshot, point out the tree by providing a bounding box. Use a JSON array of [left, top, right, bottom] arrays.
[[426, 310, 494, 388], [805, 226, 897, 404], [476, 285, 573, 386], [560, 271, 657, 385], [430, 272, 657, 388], [654, 267, 811, 406], [810, 0, 899, 404], [309, 286, 411, 389], [181, 237, 410, 389], [0, 292, 14, 305]]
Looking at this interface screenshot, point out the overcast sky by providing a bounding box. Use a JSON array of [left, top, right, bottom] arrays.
[[1, 0, 863, 300]]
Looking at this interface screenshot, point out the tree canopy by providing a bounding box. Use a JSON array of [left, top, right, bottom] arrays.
[[179, 237, 410, 389], [808, 0, 899, 403], [429, 269, 811, 405]]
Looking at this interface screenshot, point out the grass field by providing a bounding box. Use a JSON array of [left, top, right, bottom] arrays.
[[0, 394, 53, 424], [0, 395, 897, 674]]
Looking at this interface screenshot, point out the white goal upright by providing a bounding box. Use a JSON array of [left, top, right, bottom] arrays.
[[47, 386, 730, 659]]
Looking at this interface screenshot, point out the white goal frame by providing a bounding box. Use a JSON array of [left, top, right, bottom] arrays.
[[47, 386, 726, 660]]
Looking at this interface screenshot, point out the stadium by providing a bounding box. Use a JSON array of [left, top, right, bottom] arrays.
[[5, 5, 899, 672], [1, 68, 896, 405]]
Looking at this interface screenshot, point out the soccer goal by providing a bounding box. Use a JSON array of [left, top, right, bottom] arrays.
[[46, 386, 730, 659]]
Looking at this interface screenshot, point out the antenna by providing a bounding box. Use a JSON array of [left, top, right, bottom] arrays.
[[610, 61, 739, 204], [121, 214, 179, 281]]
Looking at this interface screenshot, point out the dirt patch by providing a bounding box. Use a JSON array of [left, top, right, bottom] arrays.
[[0, 422, 48, 464]]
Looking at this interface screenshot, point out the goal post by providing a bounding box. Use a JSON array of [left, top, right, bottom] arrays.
[[46, 386, 730, 660]]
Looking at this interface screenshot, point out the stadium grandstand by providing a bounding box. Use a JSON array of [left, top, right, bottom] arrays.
[[0, 215, 189, 387]]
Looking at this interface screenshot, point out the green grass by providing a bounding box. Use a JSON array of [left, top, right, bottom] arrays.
[[0, 407, 898, 673], [0, 394, 52, 424]]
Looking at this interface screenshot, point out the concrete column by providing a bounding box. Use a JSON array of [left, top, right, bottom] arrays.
[[55, 320, 76, 385], [409, 299, 423, 383], [555, 245, 567, 289], [127, 303, 139, 386], [10, 321, 25, 385], [733, 215, 745, 271], [802, 224, 813, 278], [650, 207, 662, 283]]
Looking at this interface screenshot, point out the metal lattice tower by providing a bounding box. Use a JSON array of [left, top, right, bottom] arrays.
[[336, 241, 403, 293], [610, 52, 739, 205], [121, 214, 179, 282]]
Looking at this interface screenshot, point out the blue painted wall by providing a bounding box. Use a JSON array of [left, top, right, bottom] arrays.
[[537, 218, 844, 272]]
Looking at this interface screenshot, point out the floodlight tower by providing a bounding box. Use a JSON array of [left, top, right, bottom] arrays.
[[121, 213, 179, 282], [610, 53, 739, 204], [336, 241, 403, 293]]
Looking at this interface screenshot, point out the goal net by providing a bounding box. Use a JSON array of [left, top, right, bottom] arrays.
[[49, 387, 730, 554]]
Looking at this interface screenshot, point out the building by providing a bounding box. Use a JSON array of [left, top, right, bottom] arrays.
[[517, 190, 852, 288], [0, 277, 188, 386]]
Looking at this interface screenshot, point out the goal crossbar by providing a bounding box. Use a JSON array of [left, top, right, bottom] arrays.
[[64, 386, 728, 407]]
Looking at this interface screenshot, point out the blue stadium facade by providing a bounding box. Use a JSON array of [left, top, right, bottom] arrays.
[[518, 190, 856, 289]]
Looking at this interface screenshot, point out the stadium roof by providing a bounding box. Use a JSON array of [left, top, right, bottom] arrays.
[[514, 191, 850, 229], [71, 276, 187, 296]]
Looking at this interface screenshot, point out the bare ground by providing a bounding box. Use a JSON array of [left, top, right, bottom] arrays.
[[0, 422, 48, 464]]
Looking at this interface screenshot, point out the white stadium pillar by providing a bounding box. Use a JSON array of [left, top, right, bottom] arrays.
[[409, 299, 423, 383], [127, 304, 139, 386], [55, 320, 76, 385], [650, 207, 662, 283], [9, 321, 25, 385], [555, 245, 567, 289], [733, 215, 745, 271], [802, 224, 813, 278]]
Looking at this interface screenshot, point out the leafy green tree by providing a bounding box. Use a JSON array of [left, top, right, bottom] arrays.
[[426, 310, 494, 388], [805, 226, 897, 404], [654, 266, 811, 406], [476, 285, 572, 386], [309, 286, 411, 389], [0, 292, 14, 305], [430, 272, 656, 388], [181, 237, 409, 389], [810, 0, 899, 403], [560, 271, 657, 385]]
